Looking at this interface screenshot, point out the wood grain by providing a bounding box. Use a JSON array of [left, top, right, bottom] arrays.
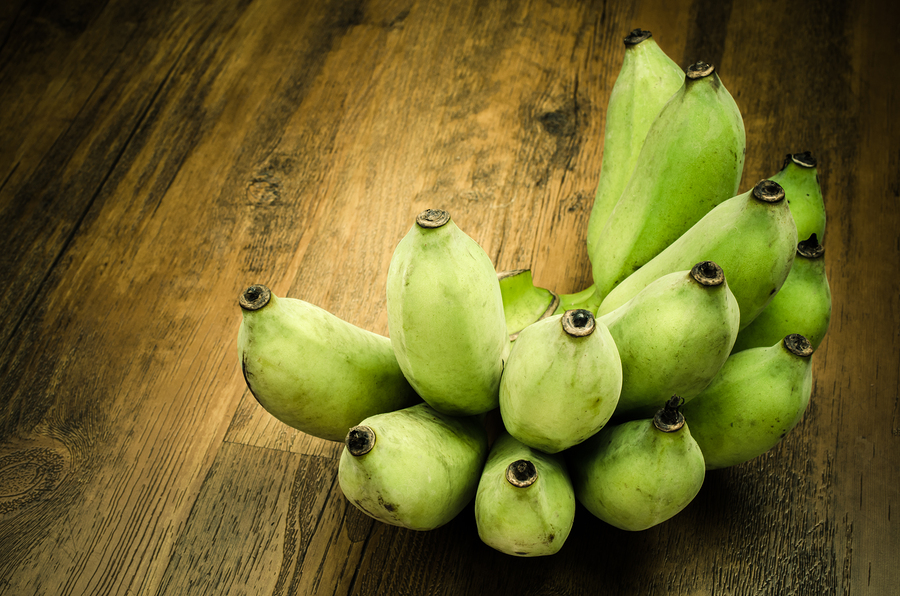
[[0, 0, 897, 594]]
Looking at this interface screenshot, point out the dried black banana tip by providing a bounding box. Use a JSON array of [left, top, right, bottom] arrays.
[[797, 234, 825, 258], [783, 334, 814, 358], [686, 61, 715, 80], [346, 425, 377, 456], [506, 459, 538, 488], [562, 309, 596, 337], [785, 151, 817, 169], [653, 395, 686, 432], [752, 179, 786, 203], [240, 284, 271, 311], [416, 209, 451, 228], [624, 29, 653, 46], [691, 261, 725, 287]]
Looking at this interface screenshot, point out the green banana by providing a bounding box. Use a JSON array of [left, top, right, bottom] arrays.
[[497, 269, 559, 341], [338, 402, 489, 531], [237, 285, 420, 442], [598, 179, 798, 331], [732, 235, 831, 352], [499, 309, 622, 453], [475, 431, 576, 557], [599, 261, 740, 420], [768, 152, 826, 242], [681, 334, 814, 469], [585, 29, 684, 263], [568, 396, 706, 531], [386, 209, 510, 415], [589, 61, 746, 300]]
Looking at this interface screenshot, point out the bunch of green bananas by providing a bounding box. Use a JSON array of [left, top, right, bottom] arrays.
[[234, 28, 832, 557]]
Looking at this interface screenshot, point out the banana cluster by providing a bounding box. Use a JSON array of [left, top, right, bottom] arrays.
[[234, 28, 832, 557]]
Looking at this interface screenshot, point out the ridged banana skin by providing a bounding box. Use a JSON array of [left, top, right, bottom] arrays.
[[585, 32, 684, 262], [475, 432, 576, 557], [599, 269, 740, 419], [589, 65, 746, 300], [732, 245, 831, 353], [769, 155, 826, 242], [499, 313, 622, 454], [681, 339, 813, 470], [567, 417, 706, 531], [598, 183, 798, 330], [338, 403, 488, 531], [386, 215, 510, 416], [237, 292, 420, 442]]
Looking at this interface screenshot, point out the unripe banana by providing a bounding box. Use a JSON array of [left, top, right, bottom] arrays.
[[568, 396, 706, 531], [499, 309, 622, 453], [585, 29, 684, 262], [497, 269, 559, 341], [681, 334, 814, 469], [732, 236, 832, 352], [598, 179, 798, 331], [338, 402, 489, 531], [768, 152, 826, 242], [589, 61, 746, 300], [475, 431, 576, 557], [599, 262, 740, 419], [237, 285, 420, 442], [386, 209, 510, 415]]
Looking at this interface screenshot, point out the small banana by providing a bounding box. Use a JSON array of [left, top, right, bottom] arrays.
[[567, 396, 706, 531], [599, 261, 740, 420], [475, 431, 576, 557], [681, 334, 815, 469], [499, 309, 622, 454], [768, 151, 826, 243], [237, 285, 420, 442], [585, 29, 684, 264], [338, 402, 489, 531], [386, 209, 510, 415], [598, 179, 798, 331], [589, 61, 746, 300]]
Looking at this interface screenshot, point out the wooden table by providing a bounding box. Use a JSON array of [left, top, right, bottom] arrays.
[[1, 0, 897, 594]]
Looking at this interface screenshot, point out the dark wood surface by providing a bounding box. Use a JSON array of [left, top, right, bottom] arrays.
[[1, 0, 897, 594]]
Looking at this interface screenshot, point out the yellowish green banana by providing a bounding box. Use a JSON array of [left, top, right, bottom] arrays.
[[768, 152, 826, 242], [338, 402, 488, 530], [237, 285, 421, 442], [386, 209, 510, 415], [499, 309, 622, 453], [598, 179, 798, 331], [599, 262, 740, 420], [590, 61, 746, 300], [681, 334, 814, 469], [732, 236, 831, 353], [568, 396, 706, 531], [585, 29, 684, 263], [475, 431, 576, 557]]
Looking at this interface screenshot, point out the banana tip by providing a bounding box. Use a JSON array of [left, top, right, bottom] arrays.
[[240, 284, 271, 311]]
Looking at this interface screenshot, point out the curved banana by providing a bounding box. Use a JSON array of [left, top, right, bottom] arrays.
[[590, 61, 746, 300], [567, 396, 706, 531], [599, 261, 740, 419], [768, 151, 826, 242], [475, 431, 576, 557], [386, 209, 510, 415], [585, 29, 684, 263], [499, 309, 622, 453], [338, 402, 489, 531], [237, 285, 420, 442], [598, 179, 798, 331], [732, 235, 831, 352], [681, 334, 815, 469]]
